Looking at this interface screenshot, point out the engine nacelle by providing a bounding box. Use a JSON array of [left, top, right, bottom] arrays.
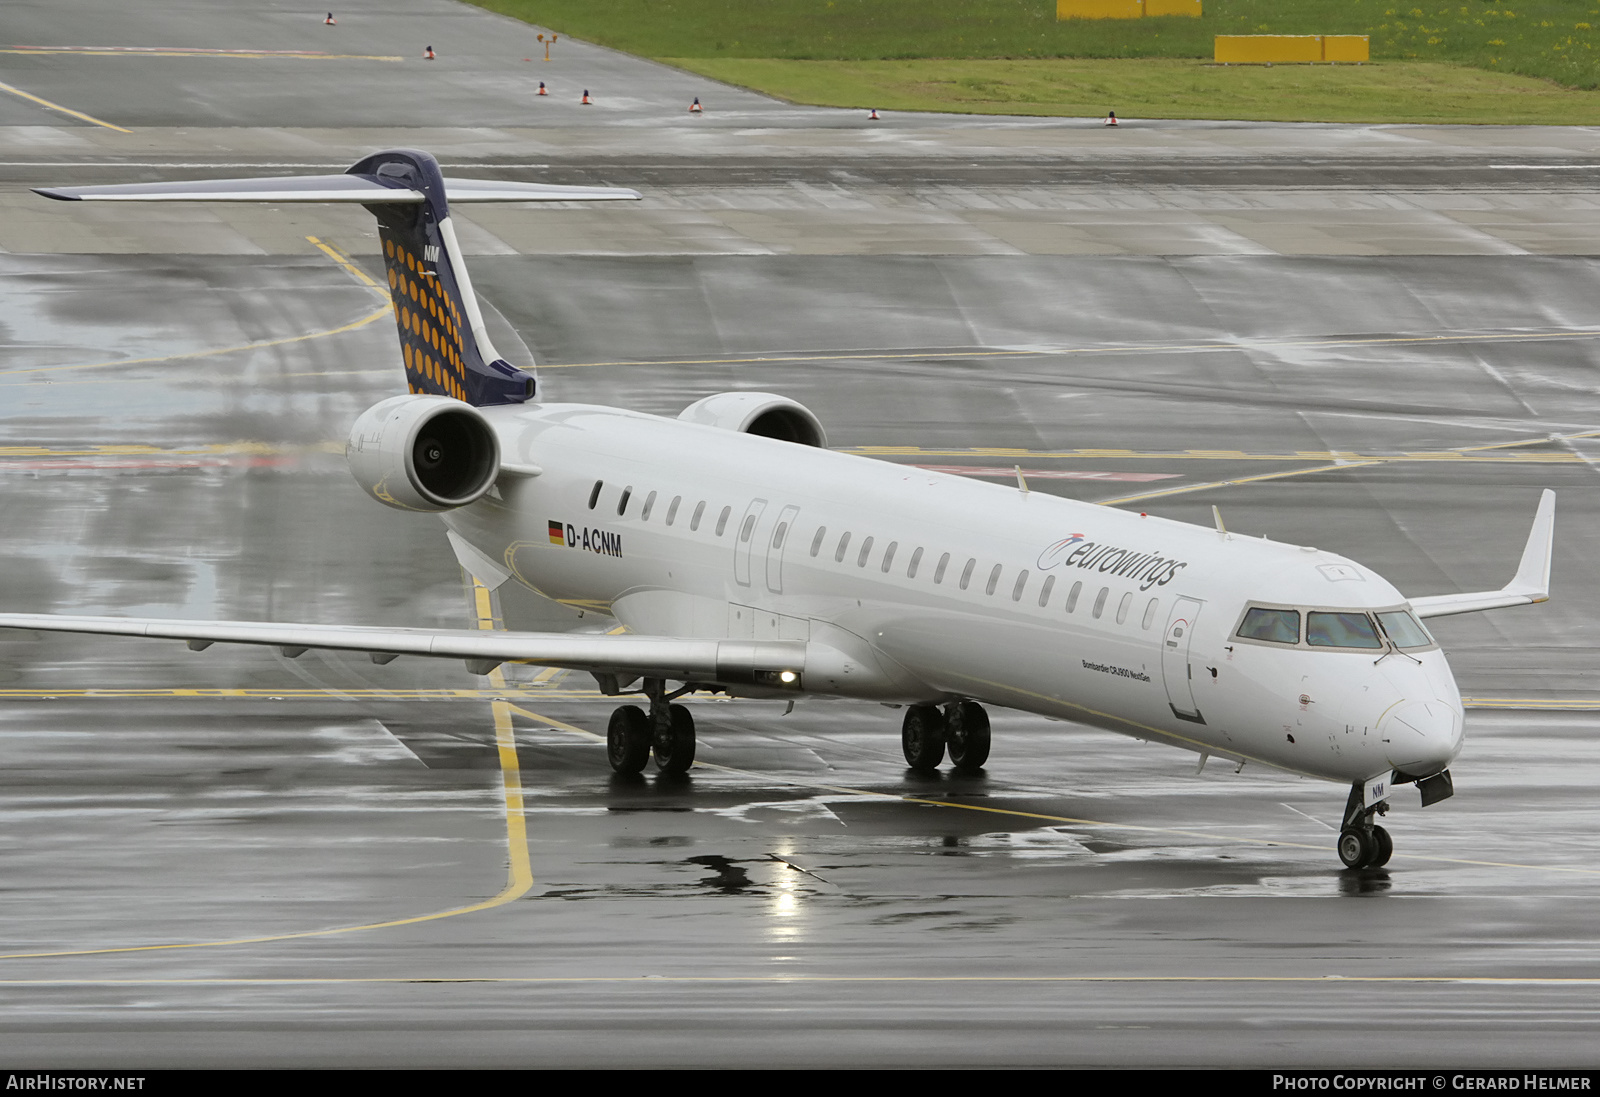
[[677, 391, 827, 448], [346, 394, 500, 512]]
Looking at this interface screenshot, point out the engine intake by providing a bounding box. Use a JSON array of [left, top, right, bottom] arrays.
[[346, 394, 500, 512], [677, 392, 826, 448]]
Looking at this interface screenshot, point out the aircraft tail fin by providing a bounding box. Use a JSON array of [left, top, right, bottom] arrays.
[[35, 149, 641, 407]]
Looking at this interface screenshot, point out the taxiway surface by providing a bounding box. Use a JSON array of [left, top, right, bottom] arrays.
[[0, 0, 1598, 1069]]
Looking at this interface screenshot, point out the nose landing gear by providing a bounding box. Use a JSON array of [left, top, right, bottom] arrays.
[[1337, 781, 1394, 869], [606, 679, 697, 775]]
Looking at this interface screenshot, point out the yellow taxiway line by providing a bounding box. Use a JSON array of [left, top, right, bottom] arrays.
[[0, 78, 129, 132], [505, 705, 1600, 876], [0, 48, 402, 62], [0, 578, 534, 964], [542, 327, 1600, 371]]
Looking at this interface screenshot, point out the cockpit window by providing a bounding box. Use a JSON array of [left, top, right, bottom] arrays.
[[1237, 608, 1300, 644], [1306, 611, 1382, 649], [1377, 610, 1434, 649]]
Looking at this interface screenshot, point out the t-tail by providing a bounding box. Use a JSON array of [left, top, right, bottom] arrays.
[[36, 149, 640, 407]]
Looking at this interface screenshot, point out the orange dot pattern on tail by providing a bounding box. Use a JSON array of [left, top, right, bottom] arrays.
[[382, 234, 470, 401]]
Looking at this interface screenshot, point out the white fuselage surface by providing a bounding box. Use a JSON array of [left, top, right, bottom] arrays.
[[449, 401, 1465, 787]]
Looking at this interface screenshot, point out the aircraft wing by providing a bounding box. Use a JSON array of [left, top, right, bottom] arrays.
[[0, 614, 803, 686], [1410, 489, 1555, 619], [34, 175, 641, 204]]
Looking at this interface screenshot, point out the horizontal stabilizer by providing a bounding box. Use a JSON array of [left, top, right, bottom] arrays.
[[35, 175, 642, 204], [1411, 489, 1555, 619], [0, 613, 803, 685]]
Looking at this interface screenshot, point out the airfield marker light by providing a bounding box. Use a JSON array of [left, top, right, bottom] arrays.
[[537, 33, 558, 61], [425, 45, 436, 60], [324, 13, 336, 25], [581, 89, 592, 105], [538, 81, 547, 95], [1105, 111, 1119, 126], [690, 97, 702, 113], [868, 108, 881, 120]]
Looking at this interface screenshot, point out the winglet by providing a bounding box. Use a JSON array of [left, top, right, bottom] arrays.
[[1509, 487, 1556, 601], [1411, 489, 1555, 619]]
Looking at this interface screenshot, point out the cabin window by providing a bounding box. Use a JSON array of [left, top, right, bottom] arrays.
[[1066, 581, 1082, 613], [617, 486, 633, 516], [1011, 570, 1029, 602], [907, 547, 924, 578], [959, 558, 976, 590], [716, 506, 731, 536], [641, 491, 657, 521], [1038, 574, 1055, 608], [666, 496, 681, 525], [857, 536, 875, 568], [740, 514, 757, 543], [1116, 591, 1132, 625], [1237, 608, 1300, 645], [1377, 610, 1434, 649], [835, 532, 852, 563], [881, 542, 897, 573], [934, 553, 950, 584], [810, 527, 826, 557], [1306, 611, 1382, 649], [588, 480, 603, 510], [772, 521, 788, 549], [1142, 597, 1159, 630], [691, 501, 705, 531], [1092, 587, 1108, 619], [985, 564, 1002, 596]]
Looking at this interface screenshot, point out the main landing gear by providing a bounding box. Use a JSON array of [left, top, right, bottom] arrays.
[[901, 700, 991, 774], [607, 679, 696, 776], [1337, 781, 1394, 870]]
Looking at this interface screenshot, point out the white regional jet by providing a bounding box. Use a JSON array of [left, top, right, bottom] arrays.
[[12, 149, 1556, 870]]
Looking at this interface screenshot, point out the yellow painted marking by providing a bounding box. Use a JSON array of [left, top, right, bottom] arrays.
[[508, 704, 1600, 876], [0, 241, 392, 388], [540, 328, 1600, 371], [0, 580, 535, 964], [0, 48, 402, 62], [0, 306, 390, 385], [0, 79, 129, 131], [0, 974, 1595, 986], [307, 236, 388, 297], [1096, 460, 1382, 507]]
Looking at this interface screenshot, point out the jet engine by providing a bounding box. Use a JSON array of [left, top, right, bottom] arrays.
[[346, 394, 500, 512], [677, 392, 827, 448]]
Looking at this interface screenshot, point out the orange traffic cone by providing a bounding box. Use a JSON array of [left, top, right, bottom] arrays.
[[424, 45, 436, 60], [580, 89, 592, 104], [689, 97, 702, 113], [1105, 111, 1118, 127], [868, 108, 880, 120], [538, 81, 547, 96], [324, 13, 336, 25]]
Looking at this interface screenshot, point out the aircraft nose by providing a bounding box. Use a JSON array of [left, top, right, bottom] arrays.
[[1381, 698, 1462, 775]]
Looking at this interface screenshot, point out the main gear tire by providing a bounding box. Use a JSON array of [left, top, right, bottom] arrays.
[[945, 701, 991, 771], [607, 705, 651, 774], [901, 706, 946, 772], [653, 703, 697, 775]]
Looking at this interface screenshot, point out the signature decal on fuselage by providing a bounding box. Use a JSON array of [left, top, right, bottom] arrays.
[[548, 519, 623, 558], [1037, 534, 1187, 591], [1082, 659, 1151, 683]]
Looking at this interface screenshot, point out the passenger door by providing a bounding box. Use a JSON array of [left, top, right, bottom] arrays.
[[1162, 597, 1205, 724]]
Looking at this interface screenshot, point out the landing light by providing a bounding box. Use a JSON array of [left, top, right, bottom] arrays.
[[779, 670, 798, 684]]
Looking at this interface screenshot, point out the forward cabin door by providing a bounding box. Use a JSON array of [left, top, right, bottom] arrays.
[[1162, 596, 1205, 724]]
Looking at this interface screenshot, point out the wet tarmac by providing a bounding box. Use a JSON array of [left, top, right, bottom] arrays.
[[0, 0, 1599, 1070]]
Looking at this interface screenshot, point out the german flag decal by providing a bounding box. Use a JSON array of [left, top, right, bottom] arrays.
[[548, 520, 566, 546]]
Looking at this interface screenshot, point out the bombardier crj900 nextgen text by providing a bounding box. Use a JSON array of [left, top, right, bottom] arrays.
[[14, 150, 1556, 870]]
